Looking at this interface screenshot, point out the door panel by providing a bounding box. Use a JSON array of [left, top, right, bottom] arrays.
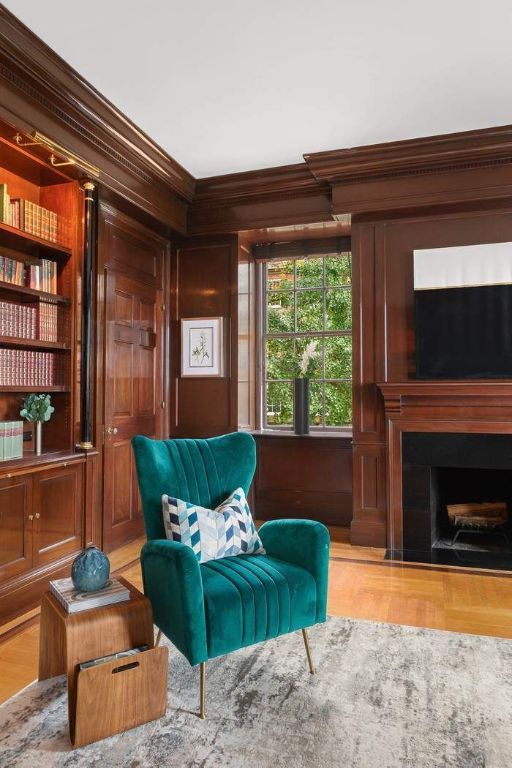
[[33, 464, 83, 567], [111, 439, 133, 525], [0, 475, 33, 581], [115, 290, 134, 325], [113, 339, 135, 417], [101, 210, 166, 552]]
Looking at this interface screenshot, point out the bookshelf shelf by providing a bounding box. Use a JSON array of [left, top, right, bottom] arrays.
[[0, 279, 70, 305], [0, 126, 79, 475], [0, 220, 72, 257], [0, 449, 87, 472], [0, 385, 70, 392], [0, 336, 70, 351]]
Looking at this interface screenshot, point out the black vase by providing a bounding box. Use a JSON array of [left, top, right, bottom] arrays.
[[294, 377, 310, 435]]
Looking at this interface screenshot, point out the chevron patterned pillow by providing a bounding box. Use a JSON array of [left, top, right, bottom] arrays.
[[162, 487, 265, 564]]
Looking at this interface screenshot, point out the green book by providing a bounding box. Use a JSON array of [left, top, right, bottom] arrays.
[[0, 184, 9, 224], [4, 421, 12, 460]]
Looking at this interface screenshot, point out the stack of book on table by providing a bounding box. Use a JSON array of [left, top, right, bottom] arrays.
[[49, 578, 131, 613]]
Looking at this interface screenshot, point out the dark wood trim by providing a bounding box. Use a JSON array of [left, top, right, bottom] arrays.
[[193, 163, 324, 202], [252, 235, 351, 261], [188, 163, 332, 234], [306, 126, 512, 217], [0, 450, 88, 476], [305, 124, 512, 183]]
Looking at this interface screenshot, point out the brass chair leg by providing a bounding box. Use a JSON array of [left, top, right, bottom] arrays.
[[199, 662, 206, 719], [302, 628, 315, 674], [155, 629, 162, 646]]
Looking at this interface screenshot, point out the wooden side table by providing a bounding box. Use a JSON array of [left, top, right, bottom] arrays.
[[38, 577, 168, 747]]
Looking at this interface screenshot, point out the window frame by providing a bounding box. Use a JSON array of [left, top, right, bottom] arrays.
[[256, 252, 353, 434]]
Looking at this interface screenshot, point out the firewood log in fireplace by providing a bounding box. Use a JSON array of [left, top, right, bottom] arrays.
[[447, 502, 508, 529]]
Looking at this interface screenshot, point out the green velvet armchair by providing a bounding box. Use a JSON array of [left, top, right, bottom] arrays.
[[132, 431, 330, 718]]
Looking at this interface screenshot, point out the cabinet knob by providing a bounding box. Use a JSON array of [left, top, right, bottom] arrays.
[[35, 512, 40, 519], [28, 514, 34, 521], [106, 426, 118, 436]]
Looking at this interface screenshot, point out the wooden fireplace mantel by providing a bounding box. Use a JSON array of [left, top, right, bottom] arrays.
[[376, 380, 512, 551], [378, 381, 512, 423]]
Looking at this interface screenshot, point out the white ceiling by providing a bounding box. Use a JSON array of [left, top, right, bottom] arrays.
[[4, 0, 512, 179]]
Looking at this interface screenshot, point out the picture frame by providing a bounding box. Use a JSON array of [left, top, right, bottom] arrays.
[[181, 317, 225, 377]]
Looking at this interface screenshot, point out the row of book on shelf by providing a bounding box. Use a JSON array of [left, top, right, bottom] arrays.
[[0, 183, 60, 243], [0, 421, 23, 461], [0, 253, 58, 294], [0, 299, 59, 342], [0, 349, 65, 387]]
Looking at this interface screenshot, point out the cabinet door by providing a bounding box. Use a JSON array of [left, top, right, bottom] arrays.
[[33, 463, 84, 568], [0, 474, 33, 581]]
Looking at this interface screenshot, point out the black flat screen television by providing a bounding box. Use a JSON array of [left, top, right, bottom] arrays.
[[414, 244, 512, 380]]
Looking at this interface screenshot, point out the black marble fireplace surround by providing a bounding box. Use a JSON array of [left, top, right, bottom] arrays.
[[399, 432, 512, 570]]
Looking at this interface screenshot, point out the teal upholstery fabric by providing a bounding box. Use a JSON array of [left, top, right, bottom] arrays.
[[132, 432, 256, 541], [132, 433, 330, 668], [259, 519, 330, 623], [201, 554, 317, 659], [141, 538, 208, 665]]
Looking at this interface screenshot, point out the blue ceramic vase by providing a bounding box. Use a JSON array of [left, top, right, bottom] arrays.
[[71, 546, 110, 592]]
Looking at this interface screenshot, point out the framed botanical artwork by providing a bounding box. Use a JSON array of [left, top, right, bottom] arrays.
[[181, 317, 225, 377]]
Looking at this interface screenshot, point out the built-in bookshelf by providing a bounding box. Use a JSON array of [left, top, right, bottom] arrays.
[[0, 132, 80, 463]]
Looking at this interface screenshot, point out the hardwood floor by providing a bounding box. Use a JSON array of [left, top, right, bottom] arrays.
[[1, 526, 512, 706]]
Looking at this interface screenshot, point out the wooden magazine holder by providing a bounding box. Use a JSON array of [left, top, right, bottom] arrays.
[[39, 578, 168, 747]]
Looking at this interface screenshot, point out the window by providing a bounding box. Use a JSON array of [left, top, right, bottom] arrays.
[[260, 252, 352, 430]]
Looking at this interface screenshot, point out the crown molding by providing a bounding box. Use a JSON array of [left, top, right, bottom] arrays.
[[194, 162, 327, 203], [188, 163, 333, 234], [304, 125, 512, 184], [0, 6, 195, 208]]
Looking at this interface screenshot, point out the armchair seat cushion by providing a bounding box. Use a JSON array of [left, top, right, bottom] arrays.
[[201, 554, 317, 659]]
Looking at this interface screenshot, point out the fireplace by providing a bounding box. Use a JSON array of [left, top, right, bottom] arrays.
[[400, 432, 512, 569]]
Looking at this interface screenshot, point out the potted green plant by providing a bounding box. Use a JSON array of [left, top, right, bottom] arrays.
[[294, 341, 319, 435], [20, 394, 54, 456]]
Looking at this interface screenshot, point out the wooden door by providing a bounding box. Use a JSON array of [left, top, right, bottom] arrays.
[[33, 463, 84, 568], [0, 474, 33, 582], [99, 205, 167, 552], [103, 271, 163, 550]]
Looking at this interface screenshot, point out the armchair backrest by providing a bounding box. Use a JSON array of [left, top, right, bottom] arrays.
[[132, 432, 257, 541]]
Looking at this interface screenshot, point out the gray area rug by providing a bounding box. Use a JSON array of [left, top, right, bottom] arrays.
[[1, 616, 511, 768]]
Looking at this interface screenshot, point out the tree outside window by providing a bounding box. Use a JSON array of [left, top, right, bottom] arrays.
[[263, 253, 352, 429]]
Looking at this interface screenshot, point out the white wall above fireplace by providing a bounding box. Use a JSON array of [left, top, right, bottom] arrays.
[[413, 242, 512, 290]]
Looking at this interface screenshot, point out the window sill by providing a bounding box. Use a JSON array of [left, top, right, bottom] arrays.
[[249, 429, 353, 440]]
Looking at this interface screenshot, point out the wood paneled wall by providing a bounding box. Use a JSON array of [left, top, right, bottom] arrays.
[[169, 235, 239, 437], [253, 434, 353, 526], [350, 207, 512, 547]]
